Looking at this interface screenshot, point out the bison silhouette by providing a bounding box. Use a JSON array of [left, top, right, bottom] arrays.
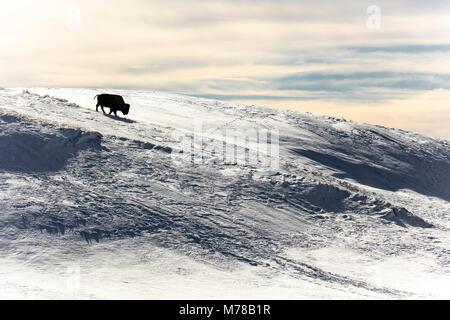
[[95, 94, 130, 116]]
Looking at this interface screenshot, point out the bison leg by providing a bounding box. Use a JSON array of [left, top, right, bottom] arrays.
[[101, 106, 106, 114], [114, 110, 118, 116], [96, 103, 99, 112]]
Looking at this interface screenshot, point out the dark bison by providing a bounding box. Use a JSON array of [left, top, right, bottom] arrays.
[[94, 94, 130, 116]]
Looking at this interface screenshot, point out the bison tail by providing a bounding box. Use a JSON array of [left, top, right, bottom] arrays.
[[94, 94, 99, 100]]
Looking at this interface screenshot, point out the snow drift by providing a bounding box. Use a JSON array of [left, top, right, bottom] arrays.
[[0, 112, 102, 172], [0, 87, 448, 299]]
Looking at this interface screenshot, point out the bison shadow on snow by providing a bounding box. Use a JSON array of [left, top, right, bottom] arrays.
[[103, 113, 136, 124]]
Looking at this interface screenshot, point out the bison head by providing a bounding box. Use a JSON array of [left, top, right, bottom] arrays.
[[123, 103, 130, 115]]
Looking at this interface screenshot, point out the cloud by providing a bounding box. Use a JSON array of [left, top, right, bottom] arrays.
[[0, 0, 449, 138], [274, 71, 450, 92], [347, 44, 450, 54]]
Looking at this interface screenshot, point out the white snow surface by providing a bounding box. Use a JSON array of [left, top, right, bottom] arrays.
[[0, 87, 449, 299]]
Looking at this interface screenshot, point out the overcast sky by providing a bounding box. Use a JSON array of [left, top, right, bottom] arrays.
[[1, 0, 450, 138]]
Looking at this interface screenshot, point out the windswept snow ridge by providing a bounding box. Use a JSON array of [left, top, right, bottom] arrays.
[[0, 111, 102, 172], [0, 87, 449, 299]]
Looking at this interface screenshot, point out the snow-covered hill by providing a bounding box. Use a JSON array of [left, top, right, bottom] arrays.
[[0, 87, 449, 299]]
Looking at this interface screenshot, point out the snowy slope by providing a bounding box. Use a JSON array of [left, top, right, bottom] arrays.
[[0, 87, 449, 299]]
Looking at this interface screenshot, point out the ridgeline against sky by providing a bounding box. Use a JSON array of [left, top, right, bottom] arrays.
[[1, 0, 449, 138]]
